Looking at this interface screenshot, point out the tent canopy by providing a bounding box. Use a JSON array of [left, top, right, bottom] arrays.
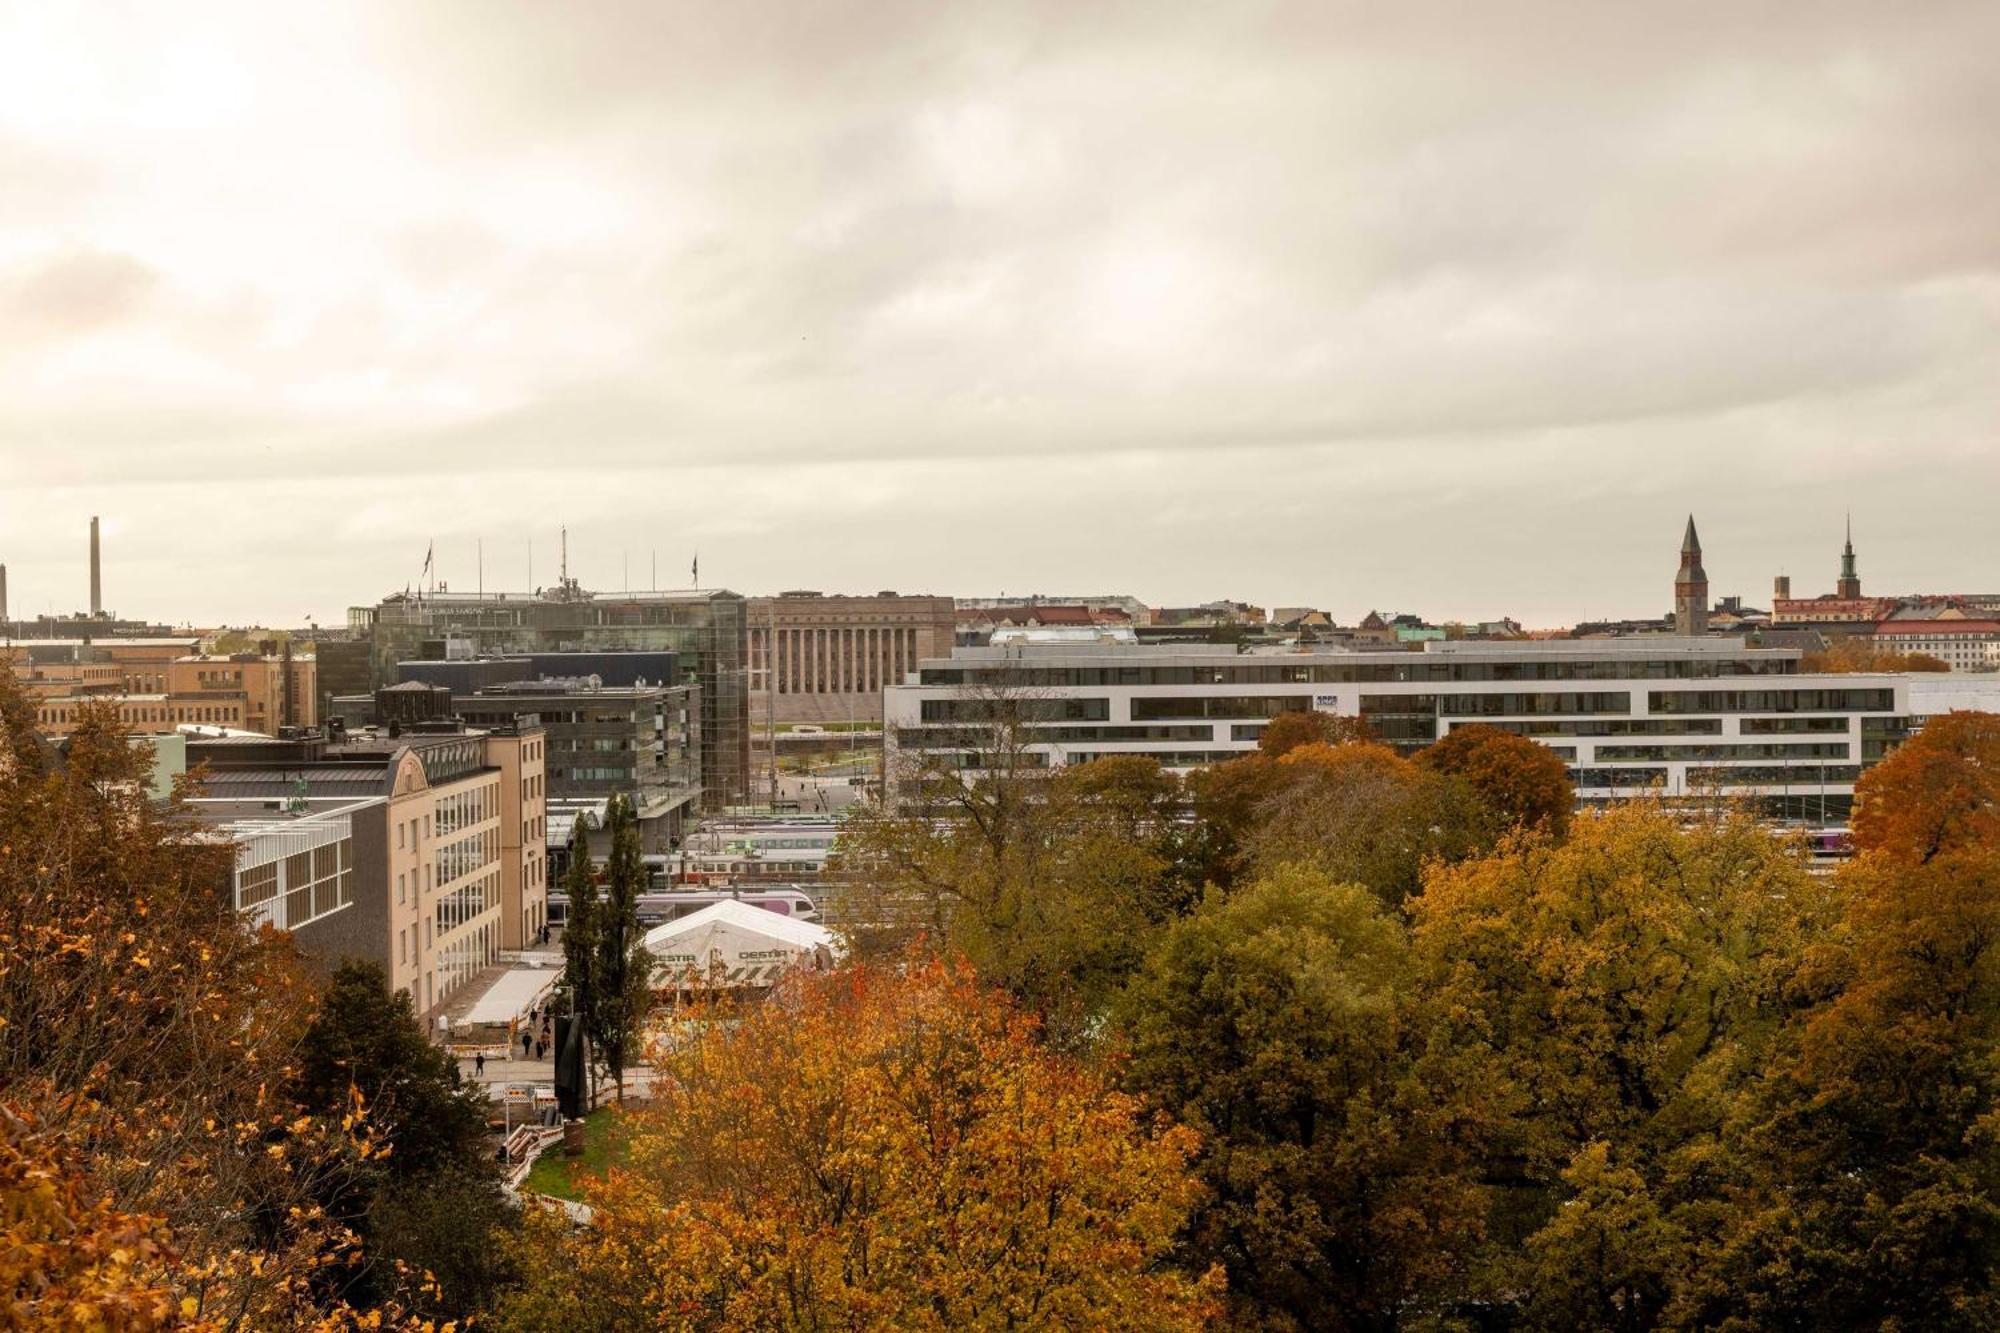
[[642, 900, 842, 988]]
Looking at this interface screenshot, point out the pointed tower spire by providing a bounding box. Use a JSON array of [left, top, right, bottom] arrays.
[[1836, 513, 1861, 598], [1675, 515, 1709, 637]]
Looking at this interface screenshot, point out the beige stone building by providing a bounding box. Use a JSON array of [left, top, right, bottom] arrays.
[[747, 592, 957, 727], [190, 723, 547, 1020], [7, 640, 316, 739]]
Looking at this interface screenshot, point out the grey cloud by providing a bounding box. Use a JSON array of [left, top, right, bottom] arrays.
[[1, 0, 1997, 624], [0, 249, 158, 341]]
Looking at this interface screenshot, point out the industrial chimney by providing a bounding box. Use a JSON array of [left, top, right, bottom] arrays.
[[89, 516, 101, 616], [0, 563, 8, 626]]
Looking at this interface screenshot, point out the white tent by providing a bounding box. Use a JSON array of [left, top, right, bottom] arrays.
[[641, 900, 842, 989]]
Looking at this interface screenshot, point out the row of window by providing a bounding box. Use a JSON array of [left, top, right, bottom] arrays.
[[917, 656, 1801, 688], [1569, 764, 1867, 790], [436, 827, 500, 886], [37, 702, 242, 726], [1591, 742, 1853, 762], [236, 839, 354, 930], [436, 870, 498, 933], [435, 781, 500, 836]]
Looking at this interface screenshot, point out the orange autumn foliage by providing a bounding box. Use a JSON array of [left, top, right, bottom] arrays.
[[1257, 709, 1373, 758], [1850, 711, 2000, 864], [1418, 723, 1574, 838], [0, 671, 443, 1331], [505, 959, 1222, 1330]]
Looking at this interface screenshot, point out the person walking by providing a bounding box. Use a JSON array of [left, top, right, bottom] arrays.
[[521, 1030, 532, 1058], [474, 1050, 486, 1079]]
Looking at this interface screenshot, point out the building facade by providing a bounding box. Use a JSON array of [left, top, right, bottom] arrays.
[[455, 678, 702, 847], [8, 639, 314, 739], [356, 586, 749, 807], [746, 591, 956, 727], [886, 638, 1911, 820], [189, 721, 548, 1018], [1869, 619, 2000, 672]]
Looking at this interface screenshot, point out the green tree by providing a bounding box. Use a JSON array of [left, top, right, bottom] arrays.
[[1408, 803, 1835, 1325], [1116, 865, 1496, 1331], [840, 740, 1171, 1048], [558, 819, 600, 1103], [590, 793, 654, 1101], [291, 959, 516, 1319], [1682, 773, 2000, 1329], [1249, 741, 1491, 904]]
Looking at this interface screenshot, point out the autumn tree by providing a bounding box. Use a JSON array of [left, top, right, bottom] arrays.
[[1256, 708, 1373, 758], [841, 692, 1178, 1044], [0, 1103, 182, 1329], [1182, 752, 1295, 891], [1849, 709, 2000, 863], [1116, 866, 1495, 1331], [291, 959, 515, 1319], [500, 959, 1223, 1330], [1248, 740, 1490, 903], [1799, 638, 1950, 672], [1408, 803, 1835, 1325], [0, 672, 424, 1327], [589, 793, 654, 1101], [1417, 722, 1574, 838], [1678, 721, 2000, 1328]]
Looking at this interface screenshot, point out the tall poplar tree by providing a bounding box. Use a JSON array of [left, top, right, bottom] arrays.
[[558, 819, 600, 1105], [591, 793, 654, 1101]]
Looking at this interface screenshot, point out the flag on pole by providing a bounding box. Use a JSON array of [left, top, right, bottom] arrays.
[[422, 541, 434, 577], [691, 552, 699, 587]]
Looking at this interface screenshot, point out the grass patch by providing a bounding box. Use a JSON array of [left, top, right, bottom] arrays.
[[521, 1105, 631, 1202]]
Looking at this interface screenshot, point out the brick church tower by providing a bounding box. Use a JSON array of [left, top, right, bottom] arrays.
[[1675, 515, 1709, 637]]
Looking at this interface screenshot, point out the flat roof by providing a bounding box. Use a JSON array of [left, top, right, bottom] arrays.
[[922, 635, 1802, 669]]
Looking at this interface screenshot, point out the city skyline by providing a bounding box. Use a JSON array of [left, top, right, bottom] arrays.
[[4, 2, 1998, 623], [0, 508, 1968, 631]]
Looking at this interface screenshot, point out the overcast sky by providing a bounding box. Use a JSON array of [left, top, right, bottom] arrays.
[[2, 1, 1996, 629]]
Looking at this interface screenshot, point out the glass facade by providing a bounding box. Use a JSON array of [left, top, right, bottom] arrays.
[[365, 591, 749, 807]]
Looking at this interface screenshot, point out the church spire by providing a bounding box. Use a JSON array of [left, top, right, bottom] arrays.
[[1682, 514, 1701, 556], [1837, 513, 1861, 598]]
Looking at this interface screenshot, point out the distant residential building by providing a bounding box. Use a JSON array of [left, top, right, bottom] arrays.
[[748, 591, 956, 725], [7, 639, 314, 739], [955, 594, 1151, 625], [1153, 601, 1267, 629], [166, 651, 316, 733], [187, 720, 548, 1018], [958, 602, 1135, 646], [1868, 619, 2000, 672]]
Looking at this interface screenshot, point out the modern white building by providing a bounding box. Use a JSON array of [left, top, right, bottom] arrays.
[[885, 637, 1913, 819]]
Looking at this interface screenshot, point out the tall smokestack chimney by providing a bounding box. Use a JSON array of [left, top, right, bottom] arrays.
[[89, 516, 101, 616], [1, 563, 8, 627]]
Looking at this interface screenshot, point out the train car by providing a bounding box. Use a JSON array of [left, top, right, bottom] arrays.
[[547, 884, 819, 927]]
